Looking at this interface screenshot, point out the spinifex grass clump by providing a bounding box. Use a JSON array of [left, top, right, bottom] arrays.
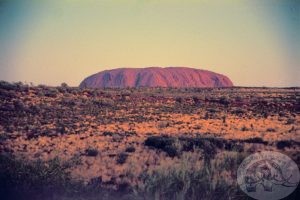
[[134, 152, 248, 200]]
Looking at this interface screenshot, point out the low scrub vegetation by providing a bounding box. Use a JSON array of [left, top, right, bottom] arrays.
[[0, 152, 250, 200], [0, 82, 299, 199]]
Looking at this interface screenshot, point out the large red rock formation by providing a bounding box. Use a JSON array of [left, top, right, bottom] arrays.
[[79, 67, 233, 88]]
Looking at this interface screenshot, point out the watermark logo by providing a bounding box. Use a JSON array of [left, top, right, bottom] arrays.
[[237, 151, 299, 200]]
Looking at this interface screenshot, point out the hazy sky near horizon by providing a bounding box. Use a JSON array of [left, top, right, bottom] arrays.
[[0, 0, 299, 87]]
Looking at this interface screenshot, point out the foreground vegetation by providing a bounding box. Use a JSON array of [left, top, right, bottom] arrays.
[[0, 152, 252, 200]]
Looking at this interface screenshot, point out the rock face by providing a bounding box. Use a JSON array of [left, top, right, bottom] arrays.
[[79, 67, 233, 88]]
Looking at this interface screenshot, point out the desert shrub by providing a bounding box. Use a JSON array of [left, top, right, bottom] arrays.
[[204, 112, 210, 119], [180, 137, 222, 156], [235, 96, 243, 102], [192, 96, 201, 105], [0, 88, 17, 99], [13, 99, 26, 111], [219, 96, 230, 106], [99, 98, 114, 107], [36, 90, 45, 97], [222, 115, 226, 123], [144, 136, 179, 157], [205, 137, 225, 149], [0, 132, 9, 142], [0, 154, 83, 200], [276, 140, 292, 149], [145, 136, 224, 158], [164, 145, 179, 157], [0, 154, 131, 199], [145, 136, 174, 150], [102, 131, 114, 136], [87, 176, 102, 189], [136, 161, 240, 200], [232, 108, 245, 115], [28, 104, 41, 114], [60, 82, 68, 88], [207, 108, 217, 113], [124, 131, 137, 136], [180, 139, 194, 152], [0, 81, 17, 90], [286, 118, 295, 125], [266, 128, 276, 132], [224, 142, 244, 152], [175, 96, 183, 104], [56, 123, 66, 135], [44, 88, 59, 98], [0, 81, 29, 92], [116, 153, 128, 165], [85, 148, 99, 157], [218, 155, 238, 171], [60, 98, 77, 106], [261, 110, 269, 118], [240, 125, 249, 131], [243, 137, 268, 145], [125, 146, 136, 153], [121, 93, 131, 101], [157, 121, 170, 129]]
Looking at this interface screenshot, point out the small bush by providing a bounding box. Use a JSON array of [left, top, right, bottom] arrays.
[[277, 140, 292, 149], [243, 137, 268, 145], [125, 146, 136, 153], [232, 108, 245, 115], [85, 148, 99, 157], [175, 97, 183, 104], [0, 133, 9, 142], [157, 121, 170, 129], [102, 131, 114, 136], [60, 82, 68, 88], [164, 145, 179, 157], [144, 136, 174, 150], [144, 136, 179, 157], [44, 88, 59, 98], [286, 118, 295, 125], [99, 98, 114, 107], [240, 125, 249, 131], [266, 128, 276, 132], [144, 136, 226, 158], [192, 96, 201, 105], [224, 142, 244, 152], [207, 108, 217, 113], [219, 96, 230, 106], [116, 153, 128, 165]]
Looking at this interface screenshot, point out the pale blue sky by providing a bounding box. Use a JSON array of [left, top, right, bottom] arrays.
[[0, 0, 299, 86]]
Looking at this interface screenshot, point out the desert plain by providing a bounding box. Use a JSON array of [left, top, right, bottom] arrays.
[[0, 81, 299, 199]]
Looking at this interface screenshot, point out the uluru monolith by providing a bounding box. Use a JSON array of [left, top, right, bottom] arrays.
[[79, 67, 233, 88]]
